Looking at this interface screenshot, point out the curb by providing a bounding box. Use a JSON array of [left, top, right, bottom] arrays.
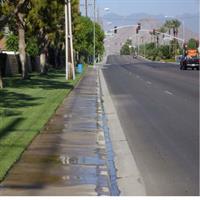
[[98, 64, 146, 196]]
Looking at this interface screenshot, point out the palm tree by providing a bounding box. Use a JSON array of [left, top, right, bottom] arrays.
[[159, 26, 167, 34], [158, 26, 167, 45], [164, 20, 173, 35], [171, 19, 181, 37], [164, 19, 181, 57]]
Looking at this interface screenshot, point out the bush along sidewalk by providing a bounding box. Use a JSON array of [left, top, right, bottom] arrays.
[[0, 68, 86, 182]]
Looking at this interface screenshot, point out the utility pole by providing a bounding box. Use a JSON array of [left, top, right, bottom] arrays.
[[65, 0, 75, 80], [93, 0, 96, 66], [68, 0, 75, 80], [85, 0, 88, 17], [65, 0, 69, 80]]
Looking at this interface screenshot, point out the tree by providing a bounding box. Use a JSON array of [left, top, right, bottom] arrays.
[[120, 39, 133, 55], [0, 53, 4, 88], [73, 16, 104, 63], [187, 38, 198, 49], [1, 0, 31, 79], [26, 37, 39, 56], [171, 19, 181, 37], [0, 1, 7, 88], [26, 0, 68, 73], [164, 20, 173, 35]]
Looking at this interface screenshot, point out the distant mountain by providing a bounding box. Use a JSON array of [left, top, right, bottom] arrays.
[[102, 12, 199, 36]]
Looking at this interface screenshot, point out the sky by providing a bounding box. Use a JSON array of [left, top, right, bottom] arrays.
[[80, 0, 199, 16]]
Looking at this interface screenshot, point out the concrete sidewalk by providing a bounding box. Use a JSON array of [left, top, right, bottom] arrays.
[[0, 68, 119, 196]]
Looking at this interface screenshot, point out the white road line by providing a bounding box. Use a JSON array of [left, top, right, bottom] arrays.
[[164, 90, 173, 95], [146, 81, 152, 85], [136, 75, 140, 79]]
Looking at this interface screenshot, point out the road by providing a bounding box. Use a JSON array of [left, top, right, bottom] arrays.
[[102, 55, 199, 195]]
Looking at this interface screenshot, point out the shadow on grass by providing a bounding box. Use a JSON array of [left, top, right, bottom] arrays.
[[0, 117, 25, 140], [0, 90, 41, 110], [4, 72, 74, 90], [15, 78, 74, 90]]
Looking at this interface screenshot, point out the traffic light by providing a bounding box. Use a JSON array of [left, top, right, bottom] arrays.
[[114, 26, 117, 34], [136, 23, 141, 34], [137, 23, 141, 30]]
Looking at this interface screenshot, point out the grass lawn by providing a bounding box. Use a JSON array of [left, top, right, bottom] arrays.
[[162, 58, 176, 63], [0, 69, 84, 181]]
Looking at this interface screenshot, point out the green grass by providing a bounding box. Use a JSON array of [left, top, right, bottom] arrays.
[[161, 58, 176, 63], [0, 68, 84, 181]]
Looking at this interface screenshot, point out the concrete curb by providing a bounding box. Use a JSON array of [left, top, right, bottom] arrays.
[[98, 65, 146, 196]]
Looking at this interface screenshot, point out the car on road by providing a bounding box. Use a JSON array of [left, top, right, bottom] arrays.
[[180, 56, 199, 70]]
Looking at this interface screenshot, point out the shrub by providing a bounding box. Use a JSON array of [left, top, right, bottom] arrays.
[[187, 38, 198, 49], [6, 34, 18, 52], [159, 45, 171, 59], [26, 37, 39, 57], [120, 39, 134, 55]]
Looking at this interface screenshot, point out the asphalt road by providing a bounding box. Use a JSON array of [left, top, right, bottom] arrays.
[[102, 55, 199, 196]]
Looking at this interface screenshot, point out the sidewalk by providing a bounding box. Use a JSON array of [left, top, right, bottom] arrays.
[[0, 68, 119, 196]]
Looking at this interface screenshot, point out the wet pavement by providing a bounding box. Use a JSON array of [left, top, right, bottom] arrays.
[[0, 68, 119, 196]]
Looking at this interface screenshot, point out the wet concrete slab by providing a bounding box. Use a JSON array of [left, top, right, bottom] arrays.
[[0, 68, 117, 196]]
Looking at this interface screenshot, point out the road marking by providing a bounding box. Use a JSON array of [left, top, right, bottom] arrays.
[[164, 90, 173, 95], [136, 75, 140, 79], [146, 81, 152, 85]]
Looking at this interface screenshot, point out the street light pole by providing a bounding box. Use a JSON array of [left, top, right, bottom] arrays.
[[93, 0, 96, 66], [85, 0, 87, 17], [68, 0, 75, 80], [65, 0, 69, 80]]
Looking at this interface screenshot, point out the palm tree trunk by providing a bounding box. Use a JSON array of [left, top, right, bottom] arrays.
[[173, 28, 176, 38]]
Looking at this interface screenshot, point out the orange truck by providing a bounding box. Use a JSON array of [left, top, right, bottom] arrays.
[[187, 49, 198, 57]]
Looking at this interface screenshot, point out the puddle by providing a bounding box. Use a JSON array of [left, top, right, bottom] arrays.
[[59, 155, 106, 166], [98, 75, 120, 196]]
